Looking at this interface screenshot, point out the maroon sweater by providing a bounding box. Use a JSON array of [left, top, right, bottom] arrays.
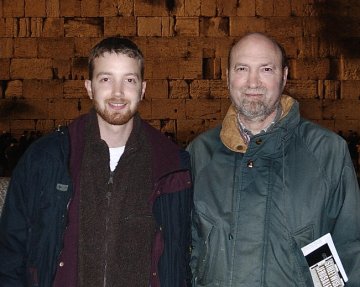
[[53, 111, 192, 287]]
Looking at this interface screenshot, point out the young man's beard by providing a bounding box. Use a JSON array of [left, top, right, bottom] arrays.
[[94, 101, 137, 125]]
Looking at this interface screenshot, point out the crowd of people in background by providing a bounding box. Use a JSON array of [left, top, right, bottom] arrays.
[[0, 130, 42, 177]]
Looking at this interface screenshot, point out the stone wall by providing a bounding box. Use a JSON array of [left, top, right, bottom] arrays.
[[0, 0, 359, 146]]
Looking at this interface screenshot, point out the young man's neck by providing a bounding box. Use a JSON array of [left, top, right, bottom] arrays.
[[97, 116, 133, 148]]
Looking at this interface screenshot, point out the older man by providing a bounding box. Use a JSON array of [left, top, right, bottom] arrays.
[[188, 32, 360, 286]]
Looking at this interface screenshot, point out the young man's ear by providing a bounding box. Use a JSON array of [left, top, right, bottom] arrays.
[[226, 69, 229, 90], [85, 80, 93, 99], [140, 81, 146, 100]]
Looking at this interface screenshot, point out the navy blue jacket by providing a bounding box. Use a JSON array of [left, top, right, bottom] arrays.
[[0, 114, 192, 287]]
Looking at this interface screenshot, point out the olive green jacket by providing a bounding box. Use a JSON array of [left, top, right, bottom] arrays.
[[188, 95, 360, 287]]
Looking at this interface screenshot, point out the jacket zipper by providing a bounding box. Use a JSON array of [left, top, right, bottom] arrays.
[[103, 171, 114, 287]]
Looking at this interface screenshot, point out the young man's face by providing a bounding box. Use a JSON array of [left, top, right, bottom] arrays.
[[227, 34, 288, 122], [85, 52, 146, 126]]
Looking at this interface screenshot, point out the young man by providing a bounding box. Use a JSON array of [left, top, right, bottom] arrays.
[[0, 37, 192, 287], [188, 32, 360, 286]]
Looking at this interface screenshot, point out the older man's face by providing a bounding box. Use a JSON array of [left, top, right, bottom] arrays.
[[227, 34, 288, 122]]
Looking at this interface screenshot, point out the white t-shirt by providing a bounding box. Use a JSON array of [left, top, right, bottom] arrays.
[[109, 146, 125, 171]]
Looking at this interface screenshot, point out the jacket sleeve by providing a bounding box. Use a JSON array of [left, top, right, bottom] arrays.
[[181, 151, 194, 287], [186, 142, 200, 286], [155, 151, 193, 287], [330, 149, 360, 287], [0, 161, 30, 286]]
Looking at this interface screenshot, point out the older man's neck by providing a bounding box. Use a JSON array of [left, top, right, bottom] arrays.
[[238, 108, 280, 136]]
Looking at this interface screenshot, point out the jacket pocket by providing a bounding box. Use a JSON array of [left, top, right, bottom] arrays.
[[192, 210, 216, 285], [289, 224, 315, 287]]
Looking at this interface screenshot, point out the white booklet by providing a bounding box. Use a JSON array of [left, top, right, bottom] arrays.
[[301, 233, 348, 287]]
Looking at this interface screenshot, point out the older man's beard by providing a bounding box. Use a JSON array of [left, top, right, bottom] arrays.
[[94, 99, 137, 125], [234, 88, 279, 122], [236, 99, 276, 122]]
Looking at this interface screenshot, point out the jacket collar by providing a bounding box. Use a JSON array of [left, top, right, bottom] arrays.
[[70, 109, 183, 180], [220, 95, 295, 153]]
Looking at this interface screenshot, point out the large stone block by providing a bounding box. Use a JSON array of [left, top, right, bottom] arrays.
[[161, 17, 175, 36], [46, 0, 60, 17], [7, 98, 49, 120], [185, 98, 221, 119], [190, 80, 210, 99], [23, 79, 63, 99], [60, 0, 81, 16], [81, 0, 99, 17], [217, 0, 238, 16], [25, 0, 46, 17], [63, 80, 88, 98], [5, 80, 23, 98], [229, 16, 265, 36], [176, 118, 207, 146], [341, 80, 360, 100], [274, 0, 291, 16], [71, 57, 88, 80], [342, 58, 360, 80], [151, 99, 186, 119], [236, 0, 255, 16], [184, 0, 200, 16], [134, 0, 168, 16], [52, 58, 72, 80], [38, 38, 74, 59], [323, 80, 341, 100], [145, 79, 168, 99], [3, 0, 24, 17], [0, 18, 16, 37], [200, 17, 229, 37], [265, 17, 302, 38], [138, 98, 151, 119], [175, 17, 199, 36], [323, 99, 360, 120], [104, 16, 136, 36], [138, 17, 162, 36], [0, 38, 13, 58], [11, 59, 53, 80], [298, 98, 323, 120], [48, 98, 89, 119], [200, 0, 216, 17], [42, 18, 64, 37], [0, 59, 10, 79], [64, 17, 103, 37], [285, 80, 318, 99], [256, 0, 274, 17], [292, 58, 331, 80], [169, 80, 189, 99], [100, 0, 134, 16]]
